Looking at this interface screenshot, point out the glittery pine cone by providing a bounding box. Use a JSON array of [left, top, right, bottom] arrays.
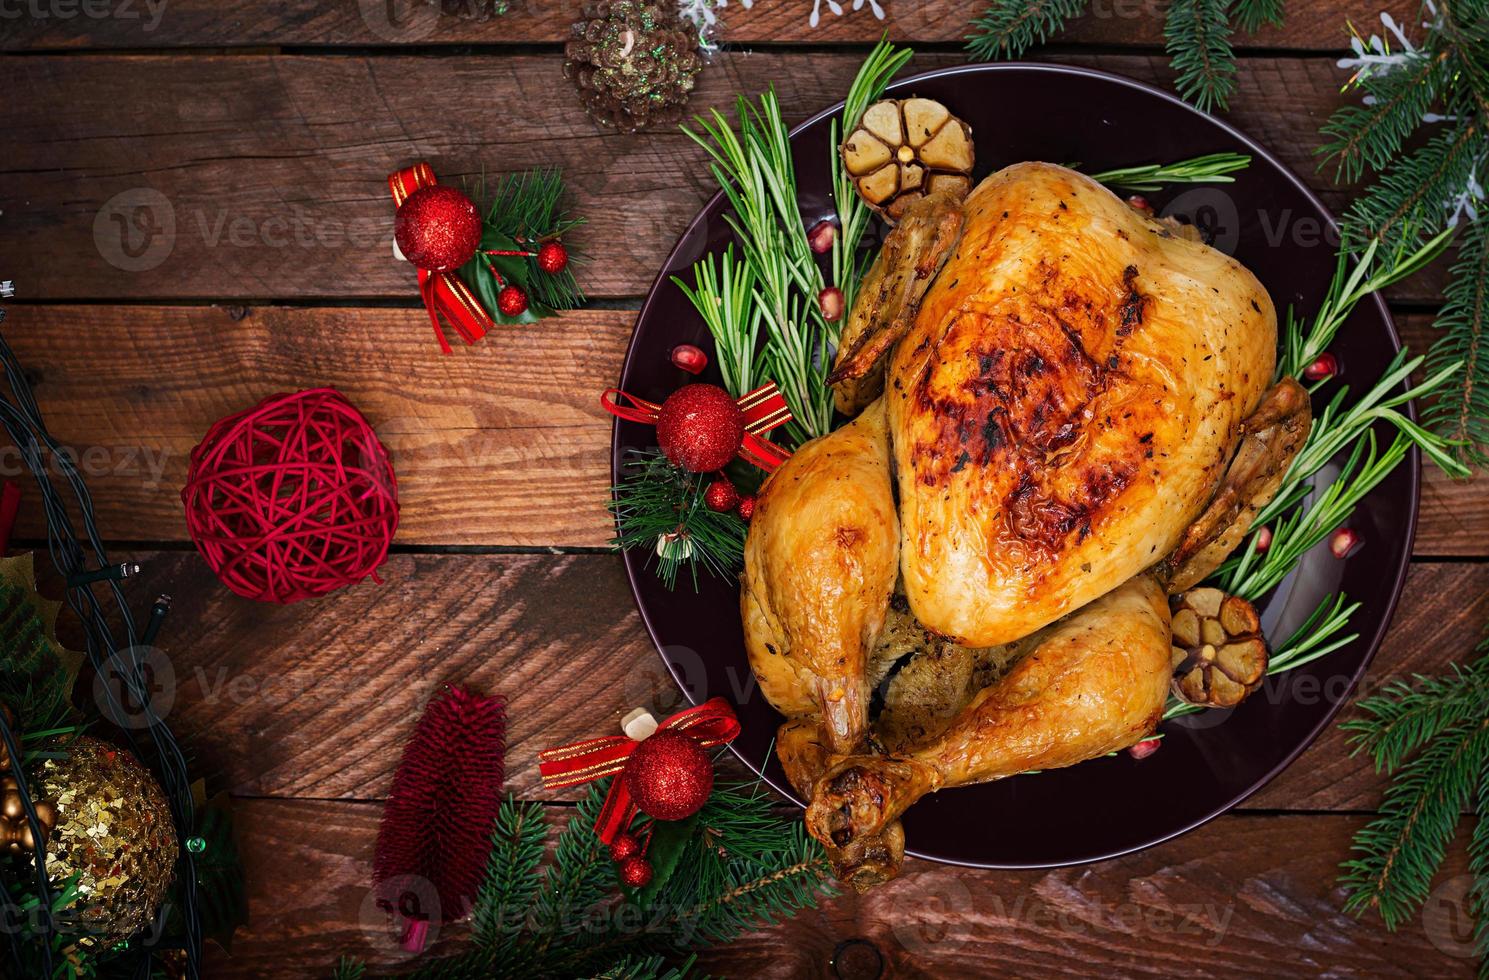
[[563, 1, 703, 133]]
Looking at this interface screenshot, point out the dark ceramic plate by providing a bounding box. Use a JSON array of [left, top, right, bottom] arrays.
[[611, 63, 1418, 868]]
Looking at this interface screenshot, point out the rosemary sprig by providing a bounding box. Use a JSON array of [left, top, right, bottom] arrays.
[[609, 451, 746, 591], [1278, 228, 1455, 381], [672, 244, 763, 398], [831, 38, 914, 315], [1088, 151, 1252, 192], [685, 92, 832, 443]]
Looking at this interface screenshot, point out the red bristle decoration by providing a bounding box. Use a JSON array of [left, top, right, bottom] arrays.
[[372, 685, 506, 947]]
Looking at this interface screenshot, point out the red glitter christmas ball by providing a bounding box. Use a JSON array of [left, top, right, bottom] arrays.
[[617, 855, 653, 888], [655, 384, 743, 473], [609, 832, 642, 863], [536, 240, 569, 275], [497, 284, 529, 317], [394, 185, 483, 272], [736, 495, 756, 523], [623, 731, 713, 821], [181, 388, 399, 604], [704, 480, 739, 513]]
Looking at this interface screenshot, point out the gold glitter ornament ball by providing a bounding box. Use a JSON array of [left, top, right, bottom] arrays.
[[38, 736, 178, 946]]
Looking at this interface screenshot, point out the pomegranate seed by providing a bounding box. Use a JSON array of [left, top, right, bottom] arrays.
[[1329, 527, 1362, 559], [1303, 352, 1339, 382], [737, 495, 756, 523], [670, 344, 708, 375], [808, 220, 838, 254], [1254, 525, 1272, 553], [819, 286, 845, 322], [1127, 737, 1161, 760], [1126, 195, 1154, 215]]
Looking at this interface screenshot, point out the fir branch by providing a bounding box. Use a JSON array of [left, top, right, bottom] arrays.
[[609, 450, 747, 591], [1088, 152, 1252, 192], [1342, 655, 1489, 772], [1164, 0, 1237, 113], [1232, 0, 1284, 33], [1339, 711, 1489, 929], [965, 0, 1088, 61], [1423, 218, 1489, 464], [1319, 42, 1447, 183], [472, 796, 547, 951], [1343, 122, 1484, 256], [1471, 763, 1489, 972]]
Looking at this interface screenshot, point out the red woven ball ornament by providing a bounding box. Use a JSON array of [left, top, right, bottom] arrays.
[[181, 388, 399, 604], [394, 185, 483, 272], [655, 384, 744, 473], [622, 730, 714, 821]]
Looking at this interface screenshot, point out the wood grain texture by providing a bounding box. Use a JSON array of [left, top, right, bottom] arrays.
[[0, 51, 1449, 303], [209, 798, 1477, 978], [93, 551, 1485, 810], [0, 0, 1415, 50], [7, 306, 1484, 555]]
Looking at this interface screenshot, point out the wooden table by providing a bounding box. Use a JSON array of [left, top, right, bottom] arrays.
[[2, 2, 1484, 976]]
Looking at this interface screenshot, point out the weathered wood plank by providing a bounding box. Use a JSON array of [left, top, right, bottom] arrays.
[[0, 0, 1412, 50], [0, 52, 1447, 303], [7, 306, 1483, 554], [209, 798, 1476, 978], [86, 551, 1485, 809]]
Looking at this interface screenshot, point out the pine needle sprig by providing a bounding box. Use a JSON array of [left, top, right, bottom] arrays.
[[1423, 218, 1489, 463], [1088, 152, 1252, 193], [1339, 684, 1489, 928], [457, 168, 585, 323], [609, 451, 747, 591], [1233, 0, 1285, 33], [965, 0, 1088, 60], [1164, 0, 1238, 114]]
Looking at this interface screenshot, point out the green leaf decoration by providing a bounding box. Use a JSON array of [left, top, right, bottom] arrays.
[[965, 0, 1088, 61], [633, 815, 698, 905]]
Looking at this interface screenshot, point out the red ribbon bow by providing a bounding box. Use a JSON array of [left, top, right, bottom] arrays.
[[539, 697, 741, 843], [388, 162, 494, 355], [601, 382, 794, 472]]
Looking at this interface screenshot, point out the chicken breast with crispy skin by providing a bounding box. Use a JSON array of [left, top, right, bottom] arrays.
[[888, 162, 1276, 647]]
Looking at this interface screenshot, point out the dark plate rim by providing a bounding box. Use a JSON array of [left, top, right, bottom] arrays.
[[611, 61, 1421, 869]]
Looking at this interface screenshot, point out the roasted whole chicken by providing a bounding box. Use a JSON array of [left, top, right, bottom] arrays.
[[741, 162, 1311, 889]]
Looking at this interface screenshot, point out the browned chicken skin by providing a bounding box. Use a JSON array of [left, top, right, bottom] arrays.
[[741, 162, 1310, 888]]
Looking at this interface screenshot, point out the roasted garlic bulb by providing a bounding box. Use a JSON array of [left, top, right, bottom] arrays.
[[1170, 587, 1269, 708], [841, 98, 974, 223]]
